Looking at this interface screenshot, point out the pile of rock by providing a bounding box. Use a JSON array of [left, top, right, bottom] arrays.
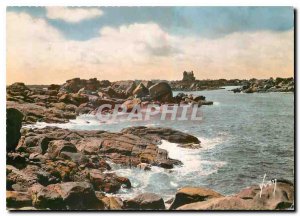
[[174, 93, 213, 105], [231, 77, 294, 93], [6, 107, 294, 210], [170, 79, 244, 91], [7, 110, 203, 210], [7, 78, 213, 124]]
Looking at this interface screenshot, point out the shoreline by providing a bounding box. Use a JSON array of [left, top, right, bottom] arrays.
[[6, 78, 294, 210]]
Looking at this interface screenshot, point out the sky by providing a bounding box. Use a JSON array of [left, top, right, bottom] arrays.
[[7, 7, 294, 84]]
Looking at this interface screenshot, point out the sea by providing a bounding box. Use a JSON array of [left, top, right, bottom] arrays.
[[31, 86, 294, 200]]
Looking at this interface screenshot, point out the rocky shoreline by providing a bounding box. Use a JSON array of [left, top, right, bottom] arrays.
[[6, 123, 294, 210], [6, 78, 294, 210], [231, 77, 294, 93]]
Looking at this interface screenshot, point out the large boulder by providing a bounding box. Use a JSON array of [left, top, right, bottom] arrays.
[[7, 108, 24, 152], [31, 182, 101, 210], [124, 193, 165, 210], [235, 179, 294, 210], [176, 180, 294, 210], [112, 80, 136, 96], [132, 83, 149, 98], [149, 82, 173, 102], [169, 187, 223, 209]]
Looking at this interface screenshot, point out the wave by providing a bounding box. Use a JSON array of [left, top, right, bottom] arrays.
[[109, 137, 227, 200]]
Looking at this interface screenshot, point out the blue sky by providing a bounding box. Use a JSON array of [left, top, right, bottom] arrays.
[[7, 6, 293, 41], [7, 7, 294, 84]]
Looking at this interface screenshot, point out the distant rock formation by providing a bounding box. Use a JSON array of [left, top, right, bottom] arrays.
[[182, 71, 196, 82]]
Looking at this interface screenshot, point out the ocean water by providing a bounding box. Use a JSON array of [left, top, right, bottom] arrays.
[[32, 86, 294, 199]]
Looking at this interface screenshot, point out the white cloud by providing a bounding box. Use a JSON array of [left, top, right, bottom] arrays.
[[46, 7, 103, 23], [7, 11, 294, 85]]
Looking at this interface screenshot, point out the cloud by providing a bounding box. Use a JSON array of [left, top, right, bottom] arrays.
[[7, 11, 294, 85], [46, 7, 103, 23]]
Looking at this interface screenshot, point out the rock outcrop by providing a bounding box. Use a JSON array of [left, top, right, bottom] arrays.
[[6, 79, 214, 124], [149, 82, 173, 102], [7, 108, 24, 152], [124, 193, 165, 210], [174, 181, 294, 210], [231, 77, 294, 93], [169, 187, 223, 209]]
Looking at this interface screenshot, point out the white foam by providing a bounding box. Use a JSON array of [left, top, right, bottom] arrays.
[[159, 139, 226, 176], [198, 136, 224, 150]]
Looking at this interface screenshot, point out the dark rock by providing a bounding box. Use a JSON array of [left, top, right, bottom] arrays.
[[132, 83, 149, 98], [7, 108, 24, 152], [125, 193, 165, 210], [7, 191, 32, 208], [121, 126, 200, 144], [31, 182, 101, 210], [149, 82, 173, 102]]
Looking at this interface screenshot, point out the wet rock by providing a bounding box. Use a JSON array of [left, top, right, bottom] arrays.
[[169, 187, 223, 209], [149, 82, 173, 102], [7, 108, 24, 152], [199, 100, 213, 105], [193, 95, 206, 102], [124, 193, 165, 210], [121, 126, 200, 144]]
